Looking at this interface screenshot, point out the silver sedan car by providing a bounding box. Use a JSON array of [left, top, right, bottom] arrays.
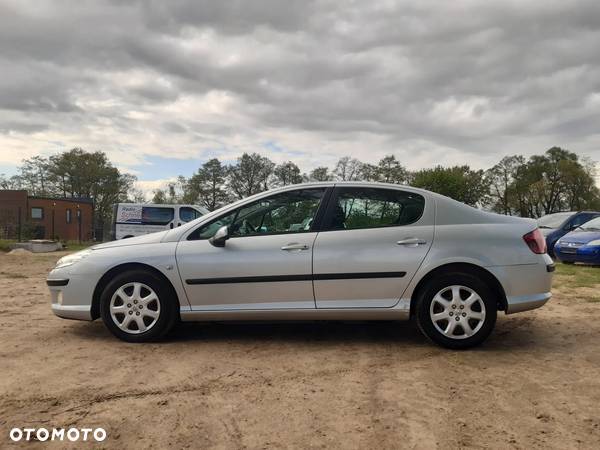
[[47, 182, 553, 349]]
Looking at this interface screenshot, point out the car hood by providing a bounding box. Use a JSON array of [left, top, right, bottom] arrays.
[[92, 230, 169, 250], [559, 230, 600, 244]]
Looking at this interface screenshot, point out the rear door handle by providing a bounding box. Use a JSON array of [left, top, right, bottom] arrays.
[[281, 243, 309, 251], [396, 238, 427, 247]]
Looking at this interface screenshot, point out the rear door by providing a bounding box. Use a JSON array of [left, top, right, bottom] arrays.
[[312, 186, 434, 308]]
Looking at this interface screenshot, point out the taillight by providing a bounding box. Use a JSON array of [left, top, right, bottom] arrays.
[[523, 228, 547, 254]]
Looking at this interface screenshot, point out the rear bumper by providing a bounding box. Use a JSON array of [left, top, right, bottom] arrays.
[[487, 254, 554, 314], [505, 292, 552, 314]]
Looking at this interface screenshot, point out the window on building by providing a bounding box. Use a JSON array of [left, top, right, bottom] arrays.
[[31, 207, 43, 220], [66, 209, 72, 224]]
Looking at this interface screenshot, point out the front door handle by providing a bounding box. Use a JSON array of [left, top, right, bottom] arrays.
[[281, 243, 309, 251], [396, 238, 427, 247]]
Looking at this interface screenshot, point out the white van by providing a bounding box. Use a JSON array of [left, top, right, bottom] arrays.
[[112, 203, 209, 240]]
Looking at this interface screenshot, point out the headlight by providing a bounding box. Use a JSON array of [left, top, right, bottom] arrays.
[[55, 249, 93, 269], [586, 239, 600, 246]]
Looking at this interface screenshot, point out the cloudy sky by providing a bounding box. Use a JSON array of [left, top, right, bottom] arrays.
[[1, 0, 600, 194]]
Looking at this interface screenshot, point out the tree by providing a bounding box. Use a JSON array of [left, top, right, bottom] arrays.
[[46, 148, 136, 239], [228, 153, 275, 199], [333, 156, 364, 181], [152, 189, 168, 204], [375, 155, 409, 184], [18, 156, 51, 196], [127, 188, 147, 203], [359, 163, 379, 181], [485, 155, 525, 215], [185, 158, 230, 211], [273, 161, 303, 186], [504, 148, 600, 216], [0, 173, 21, 189], [412, 165, 489, 206], [309, 166, 332, 181], [562, 157, 600, 211]]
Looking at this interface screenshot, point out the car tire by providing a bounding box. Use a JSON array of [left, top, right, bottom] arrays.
[[100, 270, 178, 342], [415, 272, 497, 349]]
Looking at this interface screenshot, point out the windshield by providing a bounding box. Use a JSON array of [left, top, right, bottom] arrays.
[[579, 217, 600, 231], [537, 212, 572, 228]]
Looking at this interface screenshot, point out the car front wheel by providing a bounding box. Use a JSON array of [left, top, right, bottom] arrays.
[[415, 272, 497, 349], [100, 270, 178, 342]]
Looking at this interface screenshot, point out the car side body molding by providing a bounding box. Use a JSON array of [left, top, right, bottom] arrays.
[[185, 271, 407, 285]]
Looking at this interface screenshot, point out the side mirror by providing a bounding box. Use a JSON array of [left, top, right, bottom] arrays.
[[209, 225, 230, 247]]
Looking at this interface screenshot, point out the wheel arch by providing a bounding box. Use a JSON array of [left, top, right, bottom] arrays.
[[409, 262, 508, 317], [91, 262, 181, 320]]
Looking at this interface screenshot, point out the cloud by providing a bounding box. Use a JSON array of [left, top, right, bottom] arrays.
[[0, 0, 599, 179]]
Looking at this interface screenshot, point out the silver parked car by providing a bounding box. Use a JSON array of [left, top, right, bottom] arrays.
[[47, 182, 553, 349]]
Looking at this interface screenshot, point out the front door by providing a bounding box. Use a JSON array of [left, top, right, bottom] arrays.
[[312, 186, 433, 308], [176, 188, 328, 310]]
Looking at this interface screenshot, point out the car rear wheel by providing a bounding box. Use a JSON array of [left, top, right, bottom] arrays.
[[415, 272, 497, 349], [100, 270, 178, 342]]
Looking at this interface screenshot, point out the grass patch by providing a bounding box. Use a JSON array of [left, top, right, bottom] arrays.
[[554, 263, 600, 288], [0, 239, 94, 253], [62, 241, 94, 252], [0, 240, 16, 252]]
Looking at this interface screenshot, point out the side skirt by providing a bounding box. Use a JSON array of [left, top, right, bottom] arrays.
[[179, 300, 411, 322]]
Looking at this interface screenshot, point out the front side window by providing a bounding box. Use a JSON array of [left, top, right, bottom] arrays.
[[324, 187, 424, 231], [31, 207, 43, 220], [188, 188, 326, 240], [141, 207, 174, 225], [179, 207, 201, 222]]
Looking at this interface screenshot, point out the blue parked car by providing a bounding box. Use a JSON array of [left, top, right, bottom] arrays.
[[538, 211, 600, 257], [554, 216, 600, 265]]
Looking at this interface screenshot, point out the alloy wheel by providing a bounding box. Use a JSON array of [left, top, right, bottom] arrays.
[[429, 285, 486, 340], [109, 282, 161, 334]]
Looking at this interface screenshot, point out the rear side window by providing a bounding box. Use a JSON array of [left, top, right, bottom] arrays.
[[179, 207, 201, 222], [324, 187, 424, 231], [141, 207, 174, 225]]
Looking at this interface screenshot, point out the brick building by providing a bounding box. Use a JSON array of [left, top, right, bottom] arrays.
[[0, 190, 94, 241]]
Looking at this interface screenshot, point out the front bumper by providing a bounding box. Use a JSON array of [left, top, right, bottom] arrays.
[[554, 245, 600, 264], [51, 303, 93, 320], [47, 272, 96, 321]]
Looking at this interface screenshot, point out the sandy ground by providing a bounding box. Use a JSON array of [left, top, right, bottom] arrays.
[[0, 251, 599, 449]]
